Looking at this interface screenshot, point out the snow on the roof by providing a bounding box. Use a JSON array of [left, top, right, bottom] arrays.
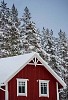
[[0, 52, 35, 85]]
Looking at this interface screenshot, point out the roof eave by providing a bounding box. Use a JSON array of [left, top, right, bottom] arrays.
[[36, 53, 66, 88]]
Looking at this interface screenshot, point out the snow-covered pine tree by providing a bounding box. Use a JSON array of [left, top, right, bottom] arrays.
[[0, 1, 21, 57], [7, 4, 21, 56], [10, 4, 20, 27], [41, 28, 55, 59], [0, 0, 11, 57], [20, 7, 40, 53], [40, 27, 63, 78], [58, 30, 68, 100], [0, 29, 4, 57]]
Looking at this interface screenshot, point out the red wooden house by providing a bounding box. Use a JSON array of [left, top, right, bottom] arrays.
[[0, 52, 66, 100]]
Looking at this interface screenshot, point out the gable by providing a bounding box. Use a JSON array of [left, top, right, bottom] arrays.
[[0, 52, 66, 88], [29, 57, 42, 66], [8, 65, 57, 99]]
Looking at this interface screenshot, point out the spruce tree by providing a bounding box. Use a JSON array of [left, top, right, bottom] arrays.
[[8, 4, 21, 56], [0, 0, 10, 57], [0, 1, 21, 57], [41, 28, 56, 54], [20, 7, 40, 53], [41, 27, 63, 78], [58, 30, 68, 100]]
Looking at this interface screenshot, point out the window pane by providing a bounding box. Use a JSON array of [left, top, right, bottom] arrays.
[[44, 87, 47, 94], [19, 86, 21, 93], [22, 86, 25, 93], [19, 82, 25, 93], [41, 82, 47, 94], [41, 87, 44, 94]]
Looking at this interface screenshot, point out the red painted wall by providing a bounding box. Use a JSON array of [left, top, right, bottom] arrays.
[[0, 86, 5, 100], [8, 64, 59, 100]]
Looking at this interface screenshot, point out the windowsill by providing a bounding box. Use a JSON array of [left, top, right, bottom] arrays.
[[17, 94, 27, 97], [39, 94, 49, 98]]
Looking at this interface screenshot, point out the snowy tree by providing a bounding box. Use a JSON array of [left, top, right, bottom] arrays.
[[58, 30, 68, 79], [0, 1, 21, 57], [0, 0, 10, 29], [10, 4, 20, 27], [0, 0, 11, 57], [41, 28, 55, 62], [20, 7, 40, 53], [41, 28, 54, 54], [7, 4, 21, 56], [40, 27, 64, 78], [58, 30, 68, 100]]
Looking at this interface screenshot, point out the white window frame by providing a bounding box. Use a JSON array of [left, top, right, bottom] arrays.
[[39, 80, 49, 97], [17, 79, 28, 96]]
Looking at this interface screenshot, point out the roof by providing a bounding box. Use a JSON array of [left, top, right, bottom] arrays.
[[0, 52, 66, 87]]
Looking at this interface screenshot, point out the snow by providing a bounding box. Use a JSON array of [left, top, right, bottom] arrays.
[[0, 31, 3, 34], [0, 52, 36, 85]]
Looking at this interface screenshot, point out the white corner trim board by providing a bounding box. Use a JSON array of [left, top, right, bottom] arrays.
[[0, 84, 9, 100], [5, 83, 8, 100], [56, 82, 59, 100]]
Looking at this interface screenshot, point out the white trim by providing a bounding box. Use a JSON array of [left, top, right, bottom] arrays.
[[39, 80, 49, 97], [56, 82, 59, 100], [35, 56, 37, 66], [0, 87, 6, 92], [28, 63, 43, 66], [28, 56, 43, 66], [17, 79, 28, 97], [36, 54, 66, 88], [16, 78, 29, 81], [5, 83, 8, 100]]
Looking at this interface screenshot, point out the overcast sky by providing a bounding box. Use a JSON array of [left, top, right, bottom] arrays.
[[1, 0, 68, 37]]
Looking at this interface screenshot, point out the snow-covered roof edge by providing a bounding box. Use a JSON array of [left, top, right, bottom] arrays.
[[0, 52, 36, 86], [36, 53, 66, 88], [0, 52, 66, 88]]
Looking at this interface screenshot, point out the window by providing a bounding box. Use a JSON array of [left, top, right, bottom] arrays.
[[17, 79, 28, 96], [39, 80, 49, 97]]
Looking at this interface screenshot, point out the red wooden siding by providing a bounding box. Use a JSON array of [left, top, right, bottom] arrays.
[[8, 64, 59, 100], [0, 86, 5, 100]]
